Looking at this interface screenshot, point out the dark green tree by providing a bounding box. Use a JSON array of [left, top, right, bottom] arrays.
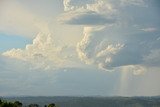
[[14, 101, 22, 107], [0, 99, 2, 104], [0, 102, 14, 107], [48, 103, 56, 107], [28, 103, 39, 107]]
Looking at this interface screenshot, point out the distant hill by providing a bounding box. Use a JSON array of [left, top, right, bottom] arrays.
[[1, 96, 160, 107]]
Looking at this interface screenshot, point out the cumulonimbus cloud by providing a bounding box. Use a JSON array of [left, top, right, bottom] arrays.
[[76, 25, 160, 72], [61, 0, 160, 74], [76, 27, 124, 70], [2, 0, 160, 75], [2, 32, 80, 70]]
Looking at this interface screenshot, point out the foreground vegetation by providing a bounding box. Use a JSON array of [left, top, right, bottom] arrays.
[[0, 99, 56, 107]]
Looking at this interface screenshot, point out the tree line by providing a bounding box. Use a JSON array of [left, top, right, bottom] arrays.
[[0, 99, 57, 107]]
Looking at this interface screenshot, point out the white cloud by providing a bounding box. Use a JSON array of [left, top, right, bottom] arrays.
[[62, 0, 145, 15], [2, 33, 81, 70], [141, 27, 157, 32], [63, 0, 146, 13], [77, 27, 124, 70], [2, 0, 160, 73], [86, 0, 115, 14], [61, 0, 149, 28], [0, 0, 160, 96], [63, 0, 96, 11], [76, 24, 160, 71], [61, 0, 160, 73]]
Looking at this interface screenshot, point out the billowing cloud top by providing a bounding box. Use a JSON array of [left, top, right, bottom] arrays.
[[3, 32, 82, 70]]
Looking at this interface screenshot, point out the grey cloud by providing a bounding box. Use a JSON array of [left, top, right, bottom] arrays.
[[143, 49, 160, 67], [75, 0, 160, 71], [0, 55, 58, 96], [77, 24, 160, 71], [59, 10, 116, 25], [109, 31, 160, 67], [120, 0, 146, 6], [1, 55, 160, 96]]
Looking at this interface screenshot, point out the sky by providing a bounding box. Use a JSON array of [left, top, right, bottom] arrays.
[[0, 0, 160, 96]]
